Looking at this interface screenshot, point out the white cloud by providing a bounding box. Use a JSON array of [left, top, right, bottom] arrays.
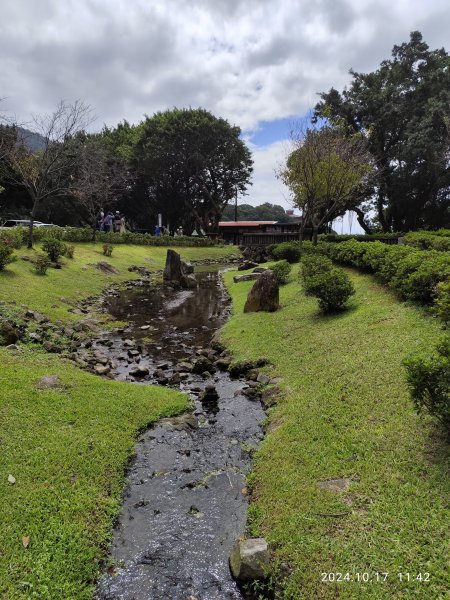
[[244, 140, 292, 207]]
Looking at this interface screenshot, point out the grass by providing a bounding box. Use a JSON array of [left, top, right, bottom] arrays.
[[0, 242, 238, 322], [222, 265, 450, 599], [0, 242, 235, 599]]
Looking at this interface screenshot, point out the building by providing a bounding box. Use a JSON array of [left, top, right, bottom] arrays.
[[218, 219, 306, 246]]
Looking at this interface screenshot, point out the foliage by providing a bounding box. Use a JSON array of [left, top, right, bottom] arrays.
[[319, 232, 401, 242], [135, 107, 253, 233], [435, 281, 450, 326], [222, 202, 289, 222], [270, 260, 292, 285], [300, 254, 333, 282], [64, 244, 75, 259], [0, 241, 14, 270], [41, 238, 66, 262], [303, 267, 355, 312], [271, 241, 301, 263], [0, 227, 23, 248], [403, 231, 450, 251], [102, 243, 113, 256], [280, 125, 373, 243], [315, 32, 450, 232], [324, 240, 450, 305], [33, 254, 51, 275], [404, 337, 450, 431]]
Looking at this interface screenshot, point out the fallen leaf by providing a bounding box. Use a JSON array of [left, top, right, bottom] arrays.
[[22, 536, 30, 549], [241, 487, 248, 495], [7, 474, 16, 484]]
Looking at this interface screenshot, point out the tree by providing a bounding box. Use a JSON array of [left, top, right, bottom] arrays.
[[315, 32, 450, 231], [280, 125, 373, 244], [0, 100, 92, 246], [222, 202, 288, 221], [135, 108, 253, 233], [68, 134, 128, 240]]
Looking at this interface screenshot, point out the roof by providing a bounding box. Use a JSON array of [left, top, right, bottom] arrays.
[[218, 221, 277, 227]]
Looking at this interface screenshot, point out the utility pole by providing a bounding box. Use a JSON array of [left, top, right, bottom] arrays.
[[234, 188, 238, 222]]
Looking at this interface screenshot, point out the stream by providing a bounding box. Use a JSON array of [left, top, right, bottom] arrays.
[[96, 270, 266, 600]]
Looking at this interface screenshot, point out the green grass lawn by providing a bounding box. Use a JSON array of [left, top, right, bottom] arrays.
[[222, 266, 450, 599], [0, 242, 235, 599]]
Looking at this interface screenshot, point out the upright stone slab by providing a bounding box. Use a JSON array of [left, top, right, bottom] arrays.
[[244, 270, 279, 313], [163, 249, 184, 283]]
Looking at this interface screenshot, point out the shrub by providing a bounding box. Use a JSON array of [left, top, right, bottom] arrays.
[[303, 268, 355, 312], [266, 244, 278, 259], [393, 253, 450, 304], [103, 243, 113, 256], [0, 242, 14, 271], [270, 260, 292, 285], [435, 281, 450, 326], [0, 228, 23, 249], [64, 244, 75, 259], [33, 255, 51, 275], [300, 254, 333, 282], [272, 241, 301, 263], [403, 231, 450, 251], [42, 238, 66, 262], [404, 337, 450, 433]]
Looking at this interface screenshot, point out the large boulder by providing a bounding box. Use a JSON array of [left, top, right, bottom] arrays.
[[244, 270, 279, 313], [233, 273, 261, 283], [163, 250, 197, 289], [229, 538, 270, 582]]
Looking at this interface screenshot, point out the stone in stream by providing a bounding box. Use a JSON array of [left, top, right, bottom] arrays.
[[244, 270, 279, 313], [94, 364, 110, 375], [163, 249, 197, 289], [229, 538, 270, 582], [129, 365, 149, 377]]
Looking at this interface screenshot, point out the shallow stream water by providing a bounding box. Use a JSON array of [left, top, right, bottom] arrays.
[[96, 271, 266, 600]]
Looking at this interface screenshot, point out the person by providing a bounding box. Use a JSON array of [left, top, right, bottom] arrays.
[[155, 225, 160, 237], [119, 215, 126, 234], [97, 208, 104, 231], [114, 211, 122, 233], [103, 211, 113, 232]]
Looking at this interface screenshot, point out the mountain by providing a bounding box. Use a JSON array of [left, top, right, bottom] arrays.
[[17, 127, 46, 152]]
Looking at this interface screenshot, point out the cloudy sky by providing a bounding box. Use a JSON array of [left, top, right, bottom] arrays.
[[1, 0, 449, 229]]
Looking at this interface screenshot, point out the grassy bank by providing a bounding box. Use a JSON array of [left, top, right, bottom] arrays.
[[0, 242, 238, 322], [0, 242, 235, 599], [222, 266, 449, 599]]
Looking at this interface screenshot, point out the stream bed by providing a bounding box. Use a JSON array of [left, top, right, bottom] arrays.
[[96, 271, 266, 600]]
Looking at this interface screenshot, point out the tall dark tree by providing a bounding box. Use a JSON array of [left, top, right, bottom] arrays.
[[315, 32, 450, 231], [135, 108, 253, 233]]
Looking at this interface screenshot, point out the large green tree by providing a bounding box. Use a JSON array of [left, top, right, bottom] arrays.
[[134, 108, 253, 233], [315, 32, 450, 232]]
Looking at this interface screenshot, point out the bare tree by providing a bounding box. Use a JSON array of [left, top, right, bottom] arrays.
[[0, 100, 93, 247], [68, 135, 128, 240], [280, 124, 374, 244]]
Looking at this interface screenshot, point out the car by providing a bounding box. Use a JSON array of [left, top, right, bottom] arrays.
[[0, 219, 55, 228]]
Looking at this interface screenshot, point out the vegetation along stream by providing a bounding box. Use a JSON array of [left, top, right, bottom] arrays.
[[96, 269, 266, 600]]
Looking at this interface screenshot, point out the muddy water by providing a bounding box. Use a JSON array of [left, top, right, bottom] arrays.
[[96, 271, 266, 600]]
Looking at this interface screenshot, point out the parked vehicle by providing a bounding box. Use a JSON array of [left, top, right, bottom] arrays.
[[0, 220, 54, 228]]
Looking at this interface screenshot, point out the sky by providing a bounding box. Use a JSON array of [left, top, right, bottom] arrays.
[[1, 0, 449, 232]]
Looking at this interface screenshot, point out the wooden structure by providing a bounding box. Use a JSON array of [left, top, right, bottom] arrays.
[[218, 219, 305, 246]]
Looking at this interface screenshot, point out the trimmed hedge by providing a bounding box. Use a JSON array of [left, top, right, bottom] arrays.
[[403, 231, 450, 251], [270, 260, 292, 285], [319, 232, 401, 243], [303, 268, 355, 313], [271, 241, 301, 263], [324, 240, 450, 305]]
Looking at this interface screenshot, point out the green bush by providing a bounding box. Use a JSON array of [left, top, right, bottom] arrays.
[[300, 254, 333, 282], [403, 231, 450, 251], [272, 241, 301, 263], [404, 337, 450, 432], [42, 239, 66, 262], [270, 260, 292, 285], [0, 242, 14, 271], [0, 228, 23, 249], [64, 244, 75, 259], [303, 268, 355, 313], [33, 255, 51, 275], [435, 281, 450, 326], [103, 243, 113, 256]]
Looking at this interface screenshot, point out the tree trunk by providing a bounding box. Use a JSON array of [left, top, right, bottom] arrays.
[[354, 207, 372, 234], [312, 225, 319, 246], [27, 196, 39, 249]]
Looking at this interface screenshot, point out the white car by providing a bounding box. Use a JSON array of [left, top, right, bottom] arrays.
[[0, 219, 54, 228]]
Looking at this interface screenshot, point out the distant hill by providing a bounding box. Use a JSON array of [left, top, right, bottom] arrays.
[[222, 202, 292, 222], [17, 127, 46, 152]]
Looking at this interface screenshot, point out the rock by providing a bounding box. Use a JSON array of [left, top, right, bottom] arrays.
[[36, 375, 62, 389], [214, 358, 231, 370], [176, 361, 193, 372], [229, 538, 270, 582], [244, 271, 279, 313], [129, 365, 149, 377], [181, 273, 197, 289], [25, 310, 48, 323], [0, 321, 20, 345], [94, 364, 110, 375], [79, 319, 99, 332], [261, 386, 281, 408], [163, 249, 184, 283], [252, 267, 268, 273], [233, 273, 261, 283], [43, 341, 59, 353], [181, 261, 194, 274], [169, 372, 182, 385], [5, 344, 20, 351], [192, 356, 215, 374], [156, 361, 170, 370], [89, 262, 119, 274], [238, 260, 259, 271], [256, 373, 271, 385]]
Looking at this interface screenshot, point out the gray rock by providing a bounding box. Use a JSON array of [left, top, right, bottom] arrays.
[[256, 373, 271, 385], [176, 361, 193, 372], [130, 365, 149, 377], [229, 538, 270, 582], [238, 260, 259, 271], [94, 364, 111, 375], [36, 375, 62, 389], [233, 273, 261, 283], [244, 271, 279, 313]]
